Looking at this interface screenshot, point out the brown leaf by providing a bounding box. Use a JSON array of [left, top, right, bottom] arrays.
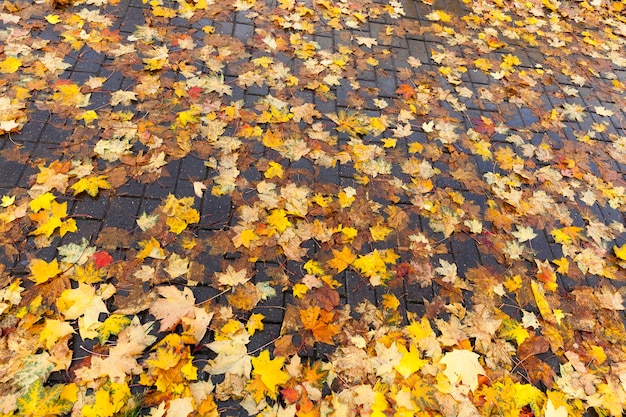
[[517, 335, 550, 359]]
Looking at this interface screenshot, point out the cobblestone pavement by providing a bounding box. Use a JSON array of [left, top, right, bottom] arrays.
[[1, 0, 626, 414]]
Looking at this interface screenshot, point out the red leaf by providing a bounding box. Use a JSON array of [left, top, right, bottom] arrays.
[[280, 387, 300, 404], [188, 86, 204, 100], [396, 84, 416, 100], [92, 251, 113, 268]]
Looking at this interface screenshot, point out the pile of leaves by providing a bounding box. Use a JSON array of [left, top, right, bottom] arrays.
[[1, 0, 626, 415]]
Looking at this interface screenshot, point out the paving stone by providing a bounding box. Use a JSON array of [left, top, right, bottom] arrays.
[[233, 23, 254, 43], [0, 158, 27, 188], [72, 194, 110, 220], [144, 160, 180, 199], [74, 48, 105, 74], [376, 74, 398, 97], [249, 322, 282, 351], [64, 219, 103, 245], [119, 6, 146, 33], [116, 178, 145, 197], [450, 236, 480, 278], [345, 270, 376, 307], [201, 194, 232, 228], [407, 39, 432, 63], [103, 196, 142, 229]]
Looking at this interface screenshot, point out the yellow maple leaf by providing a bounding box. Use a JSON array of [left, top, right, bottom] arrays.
[[162, 194, 199, 234], [394, 343, 426, 378], [71, 175, 111, 197], [473, 57, 492, 72], [408, 142, 423, 154], [370, 223, 392, 241], [337, 187, 356, 208], [0, 56, 22, 74], [97, 314, 132, 343], [29, 258, 62, 284], [262, 129, 284, 149], [29, 192, 56, 213], [406, 316, 436, 340], [340, 226, 358, 242], [81, 381, 131, 417], [73, 262, 105, 284], [53, 83, 89, 107], [551, 226, 583, 245], [266, 208, 291, 234], [76, 110, 98, 125], [30, 198, 77, 238], [303, 259, 325, 276], [233, 228, 259, 248], [614, 244, 626, 261], [246, 313, 265, 336], [137, 237, 166, 259], [292, 283, 309, 298], [45, 14, 61, 24], [381, 294, 400, 310], [1, 195, 15, 207], [264, 161, 284, 179], [552, 257, 569, 274], [328, 246, 356, 273], [500, 54, 521, 71], [251, 350, 290, 399], [39, 318, 75, 350], [381, 138, 397, 148]]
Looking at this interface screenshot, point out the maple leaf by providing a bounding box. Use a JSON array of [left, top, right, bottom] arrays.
[[0, 56, 22, 73], [215, 265, 249, 287], [29, 199, 77, 239], [137, 237, 166, 259], [328, 246, 357, 273], [97, 314, 132, 343], [264, 161, 284, 179], [137, 212, 160, 231], [266, 208, 292, 234], [512, 225, 537, 243], [70, 175, 111, 197], [57, 283, 111, 339], [39, 318, 75, 351], [394, 343, 427, 378], [232, 227, 259, 248], [535, 259, 558, 292], [164, 253, 190, 279], [206, 328, 251, 376], [29, 259, 62, 285], [17, 379, 73, 417], [561, 102, 585, 121], [370, 223, 392, 241], [92, 251, 113, 269], [149, 286, 196, 331], [250, 350, 290, 400], [613, 244, 626, 261], [300, 305, 340, 344], [246, 313, 265, 336], [439, 349, 485, 393], [161, 194, 200, 234], [82, 381, 131, 417], [551, 226, 583, 245], [52, 82, 90, 107]]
